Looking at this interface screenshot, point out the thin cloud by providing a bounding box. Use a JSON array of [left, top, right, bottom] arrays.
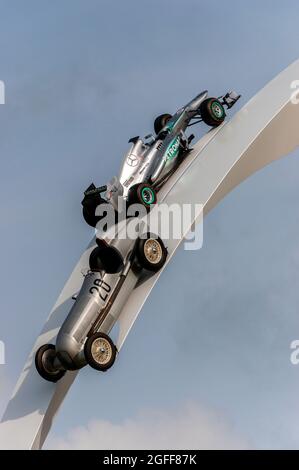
[[47, 402, 250, 450]]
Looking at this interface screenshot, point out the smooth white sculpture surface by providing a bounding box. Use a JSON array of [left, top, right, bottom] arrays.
[[1, 59, 299, 449]]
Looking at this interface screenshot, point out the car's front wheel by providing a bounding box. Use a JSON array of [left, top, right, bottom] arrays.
[[35, 344, 66, 382], [200, 98, 226, 127], [154, 113, 172, 134], [84, 333, 117, 372]]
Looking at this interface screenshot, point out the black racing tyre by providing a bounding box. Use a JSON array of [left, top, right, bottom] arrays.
[[82, 194, 109, 228], [84, 333, 117, 372], [136, 234, 168, 272], [200, 98, 226, 127], [128, 183, 157, 211], [35, 344, 66, 383], [154, 113, 172, 134], [89, 244, 124, 274]]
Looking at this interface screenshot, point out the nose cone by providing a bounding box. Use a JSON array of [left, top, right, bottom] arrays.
[[56, 332, 81, 368], [186, 90, 208, 112], [198, 90, 208, 99]]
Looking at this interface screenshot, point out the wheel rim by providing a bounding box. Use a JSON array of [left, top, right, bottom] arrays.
[[211, 101, 224, 119], [144, 239, 163, 264], [141, 187, 155, 205], [91, 337, 113, 366], [41, 348, 59, 375]]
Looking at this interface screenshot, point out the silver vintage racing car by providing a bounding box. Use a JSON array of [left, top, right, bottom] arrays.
[[35, 219, 168, 381]]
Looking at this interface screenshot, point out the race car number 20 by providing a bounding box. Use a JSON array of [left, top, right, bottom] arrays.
[[89, 278, 111, 302]]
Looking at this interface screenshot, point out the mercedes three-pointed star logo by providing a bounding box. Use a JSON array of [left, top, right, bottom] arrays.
[[126, 154, 139, 167]]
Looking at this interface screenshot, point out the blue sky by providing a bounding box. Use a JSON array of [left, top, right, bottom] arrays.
[[1, 0, 299, 449]]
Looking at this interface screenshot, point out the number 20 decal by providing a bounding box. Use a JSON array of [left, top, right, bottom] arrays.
[[89, 278, 111, 302]]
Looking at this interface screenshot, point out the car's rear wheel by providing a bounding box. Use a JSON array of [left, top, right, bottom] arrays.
[[35, 344, 66, 383], [200, 98, 226, 127], [84, 333, 117, 372], [89, 243, 124, 274], [136, 234, 167, 272], [82, 193, 109, 228], [128, 183, 157, 211], [154, 113, 172, 134]]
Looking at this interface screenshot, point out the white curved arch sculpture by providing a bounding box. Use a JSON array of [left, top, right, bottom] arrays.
[[1, 59, 299, 449]]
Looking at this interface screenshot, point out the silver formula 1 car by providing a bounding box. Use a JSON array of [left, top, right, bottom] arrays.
[[35, 89, 240, 382], [81, 90, 240, 227]]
